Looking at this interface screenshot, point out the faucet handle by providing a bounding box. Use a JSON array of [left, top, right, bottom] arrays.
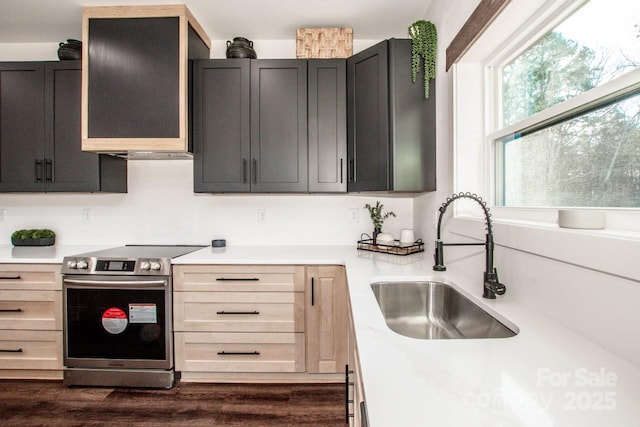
[[433, 240, 446, 271], [486, 268, 506, 295]]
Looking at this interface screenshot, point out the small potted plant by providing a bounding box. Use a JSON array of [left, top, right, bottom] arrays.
[[11, 229, 56, 246], [364, 201, 396, 243]]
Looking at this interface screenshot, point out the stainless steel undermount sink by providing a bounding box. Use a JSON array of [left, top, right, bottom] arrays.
[[371, 281, 517, 339]]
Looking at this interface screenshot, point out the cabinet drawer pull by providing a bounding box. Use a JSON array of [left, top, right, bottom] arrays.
[[0, 348, 23, 353], [215, 277, 260, 281], [0, 276, 21, 280], [339, 158, 344, 184], [0, 308, 22, 313], [311, 277, 315, 306], [217, 351, 260, 356], [216, 311, 260, 315]]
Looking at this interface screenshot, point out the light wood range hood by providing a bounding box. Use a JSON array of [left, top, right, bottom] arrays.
[[81, 5, 211, 156]]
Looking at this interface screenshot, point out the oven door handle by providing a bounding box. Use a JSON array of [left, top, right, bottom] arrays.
[[63, 279, 168, 288]]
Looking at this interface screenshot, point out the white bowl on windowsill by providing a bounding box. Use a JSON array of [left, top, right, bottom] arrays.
[[558, 209, 606, 230]]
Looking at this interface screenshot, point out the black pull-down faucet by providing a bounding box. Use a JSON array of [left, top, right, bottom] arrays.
[[433, 192, 507, 299]]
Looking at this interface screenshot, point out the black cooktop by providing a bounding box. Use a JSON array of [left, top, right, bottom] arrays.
[[76, 245, 206, 260]]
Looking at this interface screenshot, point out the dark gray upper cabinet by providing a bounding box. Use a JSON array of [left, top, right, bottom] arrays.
[[308, 59, 347, 193], [347, 38, 436, 192], [194, 59, 308, 193], [0, 62, 45, 192], [0, 61, 127, 193], [251, 60, 308, 192], [193, 59, 251, 192]]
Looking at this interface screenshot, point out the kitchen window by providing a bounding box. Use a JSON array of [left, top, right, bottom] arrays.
[[452, 0, 640, 230], [493, 0, 640, 209]]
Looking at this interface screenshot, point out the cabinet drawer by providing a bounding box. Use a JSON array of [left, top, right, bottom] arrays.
[[0, 264, 60, 291], [0, 290, 62, 330], [173, 265, 305, 292], [175, 332, 304, 373], [174, 292, 304, 333], [0, 330, 62, 371]]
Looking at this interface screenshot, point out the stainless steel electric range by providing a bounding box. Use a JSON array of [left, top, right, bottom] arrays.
[[61, 245, 205, 389]]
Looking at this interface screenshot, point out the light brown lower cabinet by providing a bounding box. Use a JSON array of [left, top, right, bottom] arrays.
[[173, 264, 348, 382], [0, 264, 63, 380], [174, 332, 305, 373], [306, 265, 348, 374]]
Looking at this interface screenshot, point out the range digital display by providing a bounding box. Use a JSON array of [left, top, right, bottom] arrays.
[[96, 260, 136, 272]]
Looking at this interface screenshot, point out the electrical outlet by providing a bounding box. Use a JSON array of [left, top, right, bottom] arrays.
[[349, 208, 359, 223], [257, 209, 267, 224], [82, 208, 92, 224], [432, 209, 439, 230], [0, 208, 5, 223]]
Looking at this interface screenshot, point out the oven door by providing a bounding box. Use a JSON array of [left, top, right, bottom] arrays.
[[63, 275, 172, 370]]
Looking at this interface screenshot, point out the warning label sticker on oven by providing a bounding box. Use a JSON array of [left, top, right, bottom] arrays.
[[129, 304, 157, 324], [102, 307, 128, 334]]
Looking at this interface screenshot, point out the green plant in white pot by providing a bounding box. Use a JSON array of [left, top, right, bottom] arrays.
[[364, 201, 396, 243]]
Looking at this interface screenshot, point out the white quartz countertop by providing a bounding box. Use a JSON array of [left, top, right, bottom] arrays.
[[175, 245, 640, 426], [3, 244, 639, 425]]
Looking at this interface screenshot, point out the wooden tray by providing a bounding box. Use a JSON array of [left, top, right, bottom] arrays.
[[357, 238, 424, 256]]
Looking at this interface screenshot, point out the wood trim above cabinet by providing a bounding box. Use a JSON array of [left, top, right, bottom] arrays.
[[445, 0, 511, 70], [81, 137, 188, 153]]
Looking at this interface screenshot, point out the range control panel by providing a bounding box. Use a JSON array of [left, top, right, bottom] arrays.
[[62, 257, 170, 275]]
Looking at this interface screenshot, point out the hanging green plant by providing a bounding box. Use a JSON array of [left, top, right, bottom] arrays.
[[408, 20, 437, 99]]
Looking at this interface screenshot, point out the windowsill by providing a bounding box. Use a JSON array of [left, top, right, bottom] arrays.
[[448, 215, 640, 282]]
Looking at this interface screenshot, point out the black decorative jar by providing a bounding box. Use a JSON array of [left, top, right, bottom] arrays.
[[57, 39, 82, 60], [226, 37, 257, 59]]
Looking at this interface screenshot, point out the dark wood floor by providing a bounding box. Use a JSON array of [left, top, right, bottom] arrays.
[[0, 380, 346, 426]]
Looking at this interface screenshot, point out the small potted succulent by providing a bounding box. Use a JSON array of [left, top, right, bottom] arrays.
[[364, 201, 396, 243], [11, 229, 56, 246]]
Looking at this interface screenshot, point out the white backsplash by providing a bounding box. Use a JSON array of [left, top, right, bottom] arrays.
[[0, 160, 415, 246]]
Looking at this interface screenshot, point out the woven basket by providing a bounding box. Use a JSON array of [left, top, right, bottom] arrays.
[[296, 28, 353, 58]]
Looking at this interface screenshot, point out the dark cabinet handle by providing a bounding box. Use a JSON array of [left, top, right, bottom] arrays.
[[242, 159, 248, 183], [345, 364, 354, 422], [216, 311, 260, 315], [0, 308, 22, 313], [45, 159, 53, 182], [0, 348, 23, 353], [35, 159, 43, 182], [215, 277, 259, 281], [311, 277, 315, 306], [0, 276, 21, 280], [340, 158, 344, 184], [217, 351, 260, 356], [348, 159, 355, 182], [252, 159, 258, 184]]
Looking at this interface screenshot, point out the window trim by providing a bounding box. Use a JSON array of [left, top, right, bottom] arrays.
[[489, 70, 640, 146]]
